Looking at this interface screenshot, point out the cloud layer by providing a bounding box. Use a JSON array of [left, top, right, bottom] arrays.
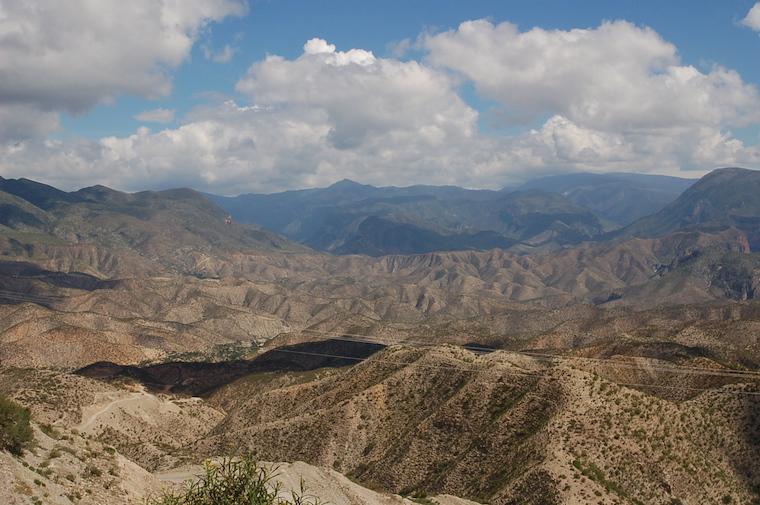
[[236, 38, 477, 150], [0, 9, 759, 193], [423, 20, 760, 177], [425, 20, 760, 130], [0, 0, 246, 140]]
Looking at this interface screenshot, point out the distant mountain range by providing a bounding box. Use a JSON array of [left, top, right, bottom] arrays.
[[518, 172, 695, 225], [5, 168, 760, 263], [1, 167, 759, 368], [207, 172, 695, 256], [0, 175, 305, 276]]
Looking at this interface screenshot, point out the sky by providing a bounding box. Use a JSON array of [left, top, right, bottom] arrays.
[[1, 0, 760, 195]]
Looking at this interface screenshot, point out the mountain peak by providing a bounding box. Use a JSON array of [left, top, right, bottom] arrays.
[[75, 184, 122, 199], [698, 166, 755, 182], [0, 176, 83, 210], [153, 187, 202, 200], [710, 166, 752, 173], [328, 178, 370, 189], [684, 167, 758, 192]]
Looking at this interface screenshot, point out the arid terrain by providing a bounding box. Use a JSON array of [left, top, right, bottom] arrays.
[[1, 346, 759, 504], [1, 168, 760, 504]]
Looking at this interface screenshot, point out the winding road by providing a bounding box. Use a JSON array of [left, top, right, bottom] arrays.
[[78, 392, 148, 432]]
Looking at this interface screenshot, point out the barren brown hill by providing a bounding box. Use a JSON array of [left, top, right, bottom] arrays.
[[0, 366, 478, 505], [4, 341, 759, 504], [194, 346, 760, 505], [1, 225, 757, 369]]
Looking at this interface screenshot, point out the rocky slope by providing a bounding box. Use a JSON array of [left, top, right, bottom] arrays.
[[195, 346, 760, 504], [4, 343, 759, 505], [624, 167, 760, 250], [0, 366, 479, 505], [1, 225, 756, 369]]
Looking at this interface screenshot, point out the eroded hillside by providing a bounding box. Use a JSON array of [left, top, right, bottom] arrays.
[[3, 344, 758, 505], [1, 225, 758, 369], [182, 346, 759, 504]]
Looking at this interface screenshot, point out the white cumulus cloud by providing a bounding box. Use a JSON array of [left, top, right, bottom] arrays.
[[742, 3, 760, 31], [424, 20, 760, 131], [236, 37, 476, 150], [0, 0, 246, 140]]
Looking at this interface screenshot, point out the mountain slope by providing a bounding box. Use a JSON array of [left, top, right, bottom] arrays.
[[192, 346, 760, 504], [0, 172, 756, 371], [623, 167, 760, 249], [2, 225, 755, 369], [61, 185, 305, 261], [0, 367, 478, 505], [519, 172, 694, 226], [0, 176, 84, 210], [332, 215, 517, 255], [0, 178, 307, 276], [4, 343, 759, 505]]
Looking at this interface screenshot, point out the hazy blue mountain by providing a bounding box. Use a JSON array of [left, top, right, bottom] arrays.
[[208, 180, 608, 256], [622, 167, 760, 249], [518, 172, 695, 226], [332, 216, 517, 255]]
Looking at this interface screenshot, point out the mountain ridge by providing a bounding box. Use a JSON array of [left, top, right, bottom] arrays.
[[622, 167, 760, 250], [0, 176, 309, 276], [207, 171, 698, 256]]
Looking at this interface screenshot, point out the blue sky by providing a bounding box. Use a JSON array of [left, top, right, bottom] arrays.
[[1, 0, 760, 193]]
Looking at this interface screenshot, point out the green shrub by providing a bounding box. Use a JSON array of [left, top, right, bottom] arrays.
[[0, 394, 33, 455], [408, 491, 437, 505], [84, 464, 102, 478], [148, 456, 321, 505], [39, 423, 59, 439]]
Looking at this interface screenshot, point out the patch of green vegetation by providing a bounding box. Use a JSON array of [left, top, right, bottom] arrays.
[[407, 491, 438, 505], [158, 341, 260, 364], [0, 229, 68, 246], [572, 458, 643, 505], [0, 394, 33, 455], [39, 423, 59, 439], [488, 385, 528, 421], [148, 456, 323, 505]]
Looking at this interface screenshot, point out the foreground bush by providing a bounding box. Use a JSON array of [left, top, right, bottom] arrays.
[[149, 456, 322, 505], [0, 394, 33, 455]]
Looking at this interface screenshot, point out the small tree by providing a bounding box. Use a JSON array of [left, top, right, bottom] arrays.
[[148, 456, 321, 505], [0, 394, 33, 455]]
